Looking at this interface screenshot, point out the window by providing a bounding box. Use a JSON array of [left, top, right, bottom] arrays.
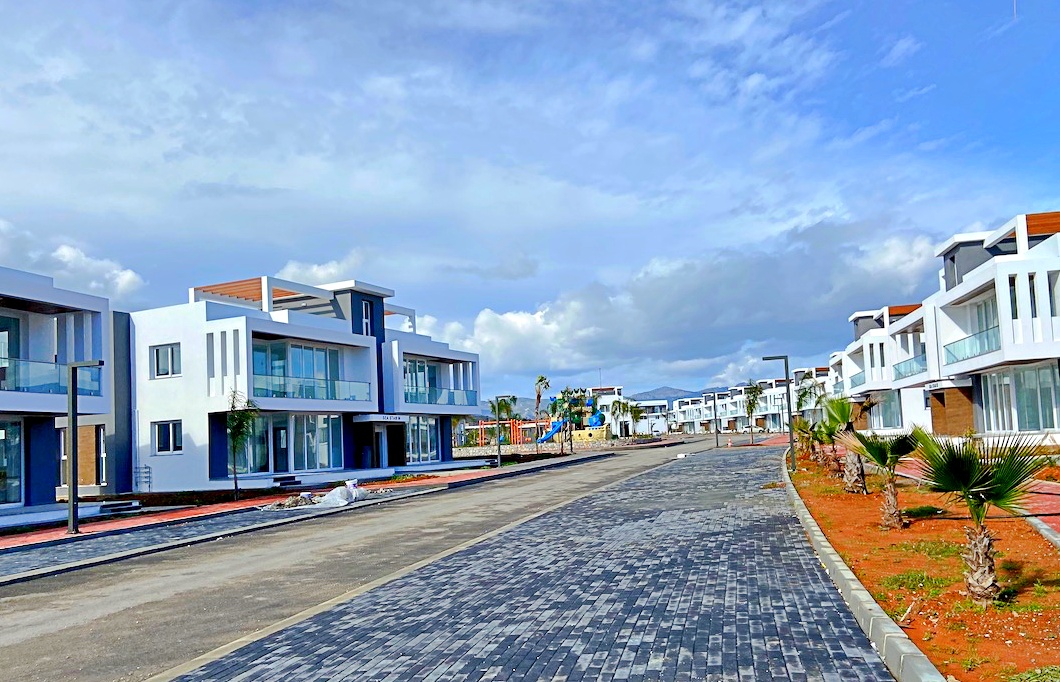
[[152, 344, 181, 378], [981, 363, 1059, 433], [362, 300, 373, 336], [1049, 271, 1060, 317], [868, 391, 902, 430], [1009, 275, 1019, 320], [406, 416, 440, 464], [1030, 273, 1039, 318], [154, 421, 183, 453], [975, 297, 998, 333], [290, 414, 342, 472]]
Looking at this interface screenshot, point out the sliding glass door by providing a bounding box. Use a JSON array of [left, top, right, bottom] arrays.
[[0, 420, 22, 505]]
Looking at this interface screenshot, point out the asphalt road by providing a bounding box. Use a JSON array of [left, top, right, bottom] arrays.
[[0, 442, 699, 682]]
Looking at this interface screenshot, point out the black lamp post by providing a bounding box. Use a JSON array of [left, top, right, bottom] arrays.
[[762, 355, 795, 472], [67, 359, 105, 534]]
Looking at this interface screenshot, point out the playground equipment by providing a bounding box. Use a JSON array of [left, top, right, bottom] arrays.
[[537, 420, 565, 443]]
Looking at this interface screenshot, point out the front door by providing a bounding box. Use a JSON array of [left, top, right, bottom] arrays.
[[272, 424, 289, 473]]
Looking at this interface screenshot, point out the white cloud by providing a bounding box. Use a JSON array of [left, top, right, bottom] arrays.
[[276, 249, 364, 284], [0, 220, 145, 301], [880, 35, 922, 67], [895, 83, 936, 102]]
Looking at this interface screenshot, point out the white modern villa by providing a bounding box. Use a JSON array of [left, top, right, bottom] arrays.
[[129, 275, 485, 494]]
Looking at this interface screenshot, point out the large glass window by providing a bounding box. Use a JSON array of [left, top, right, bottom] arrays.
[[406, 416, 440, 463], [0, 420, 22, 504], [869, 391, 902, 430], [982, 363, 1060, 433], [291, 414, 343, 472], [976, 297, 998, 332]]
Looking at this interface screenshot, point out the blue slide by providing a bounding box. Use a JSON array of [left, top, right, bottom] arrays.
[[537, 420, 565, 443]]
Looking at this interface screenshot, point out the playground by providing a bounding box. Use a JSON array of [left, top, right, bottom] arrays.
[[462, 395, 613, 448]]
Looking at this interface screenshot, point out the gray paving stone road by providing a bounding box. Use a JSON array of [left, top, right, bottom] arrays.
[[171, 446, 892, 682], [0, 489, 415, 578]]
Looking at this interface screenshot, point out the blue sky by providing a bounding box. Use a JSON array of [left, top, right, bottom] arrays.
[[1, 0, 1059, 396]]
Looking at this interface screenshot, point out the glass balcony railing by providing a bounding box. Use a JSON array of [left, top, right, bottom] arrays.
[[892, 354, 928, 380], [944, 326, 1001, 365], [848, 371, 866, 388], [0, 357, 102, 397], [252, 374, 370, 401], [833, 380, 844, 395], [404, 386, 479, 407]]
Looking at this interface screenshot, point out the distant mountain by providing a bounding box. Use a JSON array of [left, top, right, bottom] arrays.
[[477, 396, 542, 420], [628, 386, 700, 408]]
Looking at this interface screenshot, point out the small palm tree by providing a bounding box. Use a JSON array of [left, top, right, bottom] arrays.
[[837, 431, 916, 529], [822, 396, 863, 489], [226, 389, 259, 502], [795, 377, 824, 416], [534, 375, 550, 454], [792, 416, 816, 460], [744, 380, 764, 445], [913, 428, 1048, 606], [628, 403, 645, 437], [488, 396, 518, 444]]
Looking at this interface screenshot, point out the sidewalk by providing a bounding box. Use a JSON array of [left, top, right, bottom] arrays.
[[0, 450, 619, 586]]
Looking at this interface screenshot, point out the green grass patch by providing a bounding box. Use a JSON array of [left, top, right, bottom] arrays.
[[1009, 666, 1060, 682], [904, 505, 945, 519], [880, 570, 954, 597], [897, 540, 962, 559]]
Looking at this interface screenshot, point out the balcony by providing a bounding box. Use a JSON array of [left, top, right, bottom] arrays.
[[252, 374, 370, 401], [892, 354, 927, 380], [833, 380, 845, 395], [404, 386, 479, 407], [0, 358, 102, 397], [848, 372, 866, 389], [944, 326, 1001, 365]]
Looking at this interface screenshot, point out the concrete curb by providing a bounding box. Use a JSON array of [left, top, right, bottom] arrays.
[[0, 449, 631, 587], [783, 457, 945, 682]]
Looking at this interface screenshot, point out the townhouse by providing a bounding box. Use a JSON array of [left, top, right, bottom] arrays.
[[0, 267, 113, 512], [829, 306, 933, 434], [831, 211, 1060, 439]]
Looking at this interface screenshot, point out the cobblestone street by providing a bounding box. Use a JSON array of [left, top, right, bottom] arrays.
[[173, 447, 892, 681]]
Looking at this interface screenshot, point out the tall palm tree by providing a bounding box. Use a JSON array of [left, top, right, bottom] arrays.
[[628, 403, 645, 437], [837, 431, 916, 529], [546, 398, 564, 454], [534, 375, 550, 455], [913, 428, 1048, 606], [744, 380, 764, 445], [610, 399, 629, 437]]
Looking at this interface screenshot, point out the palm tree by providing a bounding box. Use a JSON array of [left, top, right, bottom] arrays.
[[792, 415, 817, 460], [628, 403, 645, 437], [744, 380, 764, 445], [913, 428, 1048, 606], [226, 389, 259, 502], [795, 377, 824, 418], [546, 398, 564, 454], [822, 396, 867, 493], [533, 375, 550, 455], [610, 399, 629, 437], [488, 396, 518, 444], [837, 431, 917, 529]]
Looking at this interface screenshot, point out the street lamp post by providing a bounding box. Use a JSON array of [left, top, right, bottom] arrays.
[[762, 355, 795, 472], [712, 392, 719, 449], [67, 359, 105, 534], [494, 394, 515, 468]]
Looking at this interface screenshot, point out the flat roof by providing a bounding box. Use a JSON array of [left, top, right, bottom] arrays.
[[318, 279, 395, 298]]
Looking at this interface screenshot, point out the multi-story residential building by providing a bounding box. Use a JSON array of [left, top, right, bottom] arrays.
[[831, 306, 932, 434], [130, 275, 485, 493], [0, 267, 111, 512], [896, 212, 1060, 437], [673, 396, 706, 434]]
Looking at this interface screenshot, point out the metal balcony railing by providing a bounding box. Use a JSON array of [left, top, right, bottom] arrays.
[[892, 354, 928, 380], [943, 326, 1001, 365], [0, 357, 102, 396], [252, 374, 370, 401], [404, 387, 479, 407]]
